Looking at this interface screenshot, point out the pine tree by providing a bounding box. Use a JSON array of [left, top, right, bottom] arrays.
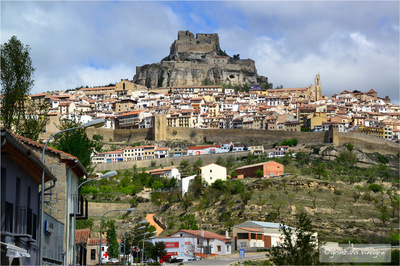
[[269, 211, 319, 265], [105, 220, 119, 259]]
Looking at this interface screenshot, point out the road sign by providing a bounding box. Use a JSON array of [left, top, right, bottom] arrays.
[[239, 249, 245, 258]]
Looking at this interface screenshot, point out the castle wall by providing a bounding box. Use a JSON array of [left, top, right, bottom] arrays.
[[338, 132, 399, 155], [94, 150, 248, 172], [176, 43, 215, 53]]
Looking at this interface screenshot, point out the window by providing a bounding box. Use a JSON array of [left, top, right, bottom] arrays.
[[227, 246, 230, 252], [91, 249, 96, 260], [240, 242, 247, 248], [4, 201, 13, 232], [210, 169, 212, 173], [238, 233, 248, 239], [217, 245, 221, 252]]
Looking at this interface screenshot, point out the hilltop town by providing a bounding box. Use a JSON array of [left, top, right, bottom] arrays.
[[31, 72, 399, 162], [2, 31, 399, 266]]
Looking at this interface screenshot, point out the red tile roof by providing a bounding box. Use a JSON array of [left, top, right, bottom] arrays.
[[76, 229, 90, 244], [173, 230, 231, 243]]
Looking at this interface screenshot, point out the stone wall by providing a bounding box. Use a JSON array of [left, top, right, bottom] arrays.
[[165, 127, 326, 146], [94, 151, 248, 172], [338, 132, 399, 155]]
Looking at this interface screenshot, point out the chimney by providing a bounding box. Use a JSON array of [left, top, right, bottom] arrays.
[[225, 231, 229, 238], [201, 229, 204, 238]]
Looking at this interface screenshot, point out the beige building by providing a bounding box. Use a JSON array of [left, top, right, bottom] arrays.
[[197, 163, 227, 185], [115, 79, 147, 97]]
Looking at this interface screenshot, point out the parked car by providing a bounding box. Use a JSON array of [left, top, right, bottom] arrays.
[[170, 256, 184, 263]]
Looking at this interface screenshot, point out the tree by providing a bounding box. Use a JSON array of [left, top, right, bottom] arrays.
[[332, 195, 340, 209], [1, 36, 47, 139], [19, 100, 49, 140], [193, 158, 203, 172], [179, 214, 199, 230], [105, 220, 119, 259], [148, 241, 167, 262], [308, 191, 317, 209], [54, 119, 96, 174], [179, 159, 190, 175], [269, 193, 288, 218], [352, 192, 360, 202], [233, 54, 240, 60], [337, 150, 357, 168], [270, 211, 319, 265], [240, 191, 252, 205], [216, 156, 224, 166], [255, 169, 264, 178], [314, 163, 328, 179]]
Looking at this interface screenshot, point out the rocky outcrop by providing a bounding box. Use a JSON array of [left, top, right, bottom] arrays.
[[133, 30, 269, 88]]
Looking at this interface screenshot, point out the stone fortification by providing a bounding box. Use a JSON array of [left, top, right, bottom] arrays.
[[89, 127, 399, 157], [133, 30, 269, 88]]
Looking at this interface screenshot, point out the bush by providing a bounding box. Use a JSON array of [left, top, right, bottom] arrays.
[[377, 154, 389, 164], [368, 183, 383, 193], [334, 190, 343, 195], [313, 147, 320, 154], [346, 143, 354, 151], [92, 134, 103, 141]]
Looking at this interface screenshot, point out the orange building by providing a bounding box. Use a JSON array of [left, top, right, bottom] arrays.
[[235, 161, 284, 178]]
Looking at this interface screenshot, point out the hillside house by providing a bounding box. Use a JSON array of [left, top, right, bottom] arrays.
[[145, 167, 181, 180], [235, 161, 284, 178], [197, 163, 227, 185]]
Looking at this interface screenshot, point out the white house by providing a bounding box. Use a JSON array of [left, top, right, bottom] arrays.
[[197, 163, 227, 185], [154, 147, 170, 159], [232, 221, 317, 251], [145, 167, 181, 180], [149, 229, 232, 263]]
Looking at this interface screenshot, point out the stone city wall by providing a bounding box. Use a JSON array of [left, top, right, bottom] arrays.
[[94, 150, 248, 172], [338, 132, 399, 155]]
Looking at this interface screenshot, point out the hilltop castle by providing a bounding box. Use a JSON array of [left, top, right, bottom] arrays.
[[133, 30, 269, 89]]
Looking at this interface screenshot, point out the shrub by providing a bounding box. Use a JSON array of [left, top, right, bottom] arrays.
[[377, 154, 389, 164], [368, 183, 383, 193], [334, 190, 343, 195], [92, 134, 103, 141], [346, 143, 354, 151], [313, 147, 320, 154]]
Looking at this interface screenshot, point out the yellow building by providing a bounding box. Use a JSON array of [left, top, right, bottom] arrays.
[[359, 126, 384, 138]]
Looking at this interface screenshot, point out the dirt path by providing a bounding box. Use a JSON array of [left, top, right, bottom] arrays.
[[146, 213, 163, 235]]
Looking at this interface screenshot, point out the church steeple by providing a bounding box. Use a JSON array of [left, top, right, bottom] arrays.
[[314, 73, 322, 100]]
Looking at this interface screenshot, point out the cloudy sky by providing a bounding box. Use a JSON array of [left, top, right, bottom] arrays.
[[1, 1, 399, 104]]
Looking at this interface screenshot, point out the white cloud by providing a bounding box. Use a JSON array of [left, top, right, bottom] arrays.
[[1, 1, 398, 104]]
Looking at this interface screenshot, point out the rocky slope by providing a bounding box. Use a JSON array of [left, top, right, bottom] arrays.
[[132, 30, 269, 88]]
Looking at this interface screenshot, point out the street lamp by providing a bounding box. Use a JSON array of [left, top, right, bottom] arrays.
[[141, 232, 150, 265], [39, 118, 105, 265], [99, 208, 135, 266], [74, 170, 117, 265], [119, 223, 146, 266]]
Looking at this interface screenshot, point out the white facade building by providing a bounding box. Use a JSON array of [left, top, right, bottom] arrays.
[[197, 163, 227, 185]]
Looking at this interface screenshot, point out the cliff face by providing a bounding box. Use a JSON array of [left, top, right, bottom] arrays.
[[133, 30, 269, 88]]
